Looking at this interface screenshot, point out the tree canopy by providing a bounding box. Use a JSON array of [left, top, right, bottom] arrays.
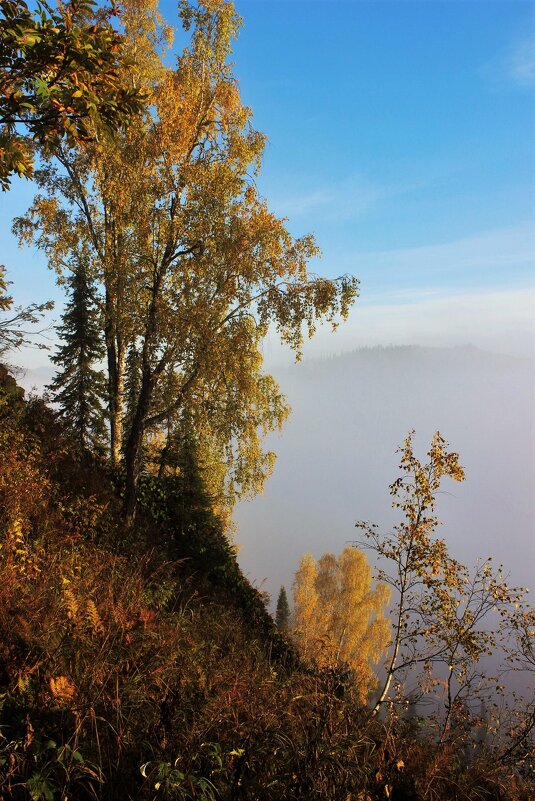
[[15, 0, 359, 521], [292, 547, 390, 703], [0, 0, 143, 189]]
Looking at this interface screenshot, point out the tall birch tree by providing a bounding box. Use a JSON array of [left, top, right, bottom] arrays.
[[14, 0, 359, 522]]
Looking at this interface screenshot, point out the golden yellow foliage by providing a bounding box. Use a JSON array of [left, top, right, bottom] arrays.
[[63, 588, 78, 620], [86, 598, 104, 634], [49, 675, 76, 702], [292, 547, 390, 703], [15, 0, 358, 521]]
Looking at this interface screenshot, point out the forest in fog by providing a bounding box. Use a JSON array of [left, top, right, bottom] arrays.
[[1, 0, 533, 799]]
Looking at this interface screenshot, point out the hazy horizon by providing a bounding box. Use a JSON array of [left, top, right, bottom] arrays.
[[231, 343, 534, 606]]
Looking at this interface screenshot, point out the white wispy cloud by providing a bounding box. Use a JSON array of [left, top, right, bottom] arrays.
[[507, 37, 535, 87], [481, 32, 535, 90], [340, 222, 535, 281], [271, 173, 426, 222]]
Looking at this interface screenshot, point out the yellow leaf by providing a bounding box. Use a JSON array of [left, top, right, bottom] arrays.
[[49, 675, 75, 701], [17, 674, 30, 693]]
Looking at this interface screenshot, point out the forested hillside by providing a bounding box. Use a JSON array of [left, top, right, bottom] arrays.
[[1, 367, 533, 800], [1, 0, 533, 798]]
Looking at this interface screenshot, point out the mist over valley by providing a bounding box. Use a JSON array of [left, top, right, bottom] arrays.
[[235, 345, 535, 604]]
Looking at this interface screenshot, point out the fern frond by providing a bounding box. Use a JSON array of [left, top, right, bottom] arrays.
[[64, 588, 78, 620], [86, 598, 103, 633]]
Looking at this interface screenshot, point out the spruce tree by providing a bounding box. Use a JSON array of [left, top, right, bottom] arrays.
[[170, 420, 216, 537], [49, 260, 107, 452], [123, 344, 142, 452], [275, 585, 290, 630]]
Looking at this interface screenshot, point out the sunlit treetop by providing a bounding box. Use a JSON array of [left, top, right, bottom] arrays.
[[0, 0, 144, 189]]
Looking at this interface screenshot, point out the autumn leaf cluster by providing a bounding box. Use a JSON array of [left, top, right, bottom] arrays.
[[0, 0, 142, 188]]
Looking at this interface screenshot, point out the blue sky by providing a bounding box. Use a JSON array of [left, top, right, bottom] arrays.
[[1, 0, 534, 364]]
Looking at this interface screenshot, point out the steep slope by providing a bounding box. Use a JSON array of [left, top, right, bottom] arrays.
[[0, 365, 532, 801]]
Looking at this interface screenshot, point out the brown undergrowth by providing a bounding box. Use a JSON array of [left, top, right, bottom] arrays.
[[0, 368, 532, 800]]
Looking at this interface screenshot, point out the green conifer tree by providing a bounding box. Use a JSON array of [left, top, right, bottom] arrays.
[[49, 259, 107, 452], [123, 343, 142, 451], [275, 585, 290, 630], [170, 420, 215, 537]]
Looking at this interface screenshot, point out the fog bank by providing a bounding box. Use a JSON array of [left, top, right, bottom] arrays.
[[235, 346, 535, 603]]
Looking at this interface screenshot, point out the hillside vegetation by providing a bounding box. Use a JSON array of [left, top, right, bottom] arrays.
[[0, 1, 533, 798], [1, 367, 533, 801]]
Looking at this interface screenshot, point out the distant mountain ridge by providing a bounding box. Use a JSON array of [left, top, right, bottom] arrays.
[[9, 364, 54, 395], [236, 344, 535, 601]]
